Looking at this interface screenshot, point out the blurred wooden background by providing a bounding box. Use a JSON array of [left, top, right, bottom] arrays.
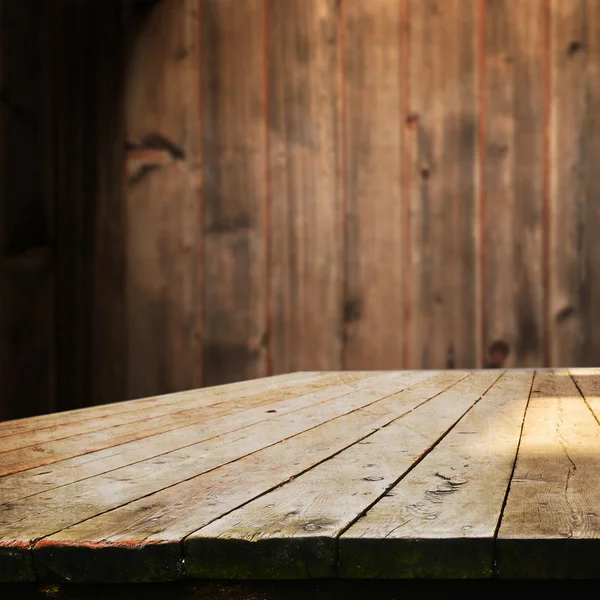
[[2, 0, 600, 419]]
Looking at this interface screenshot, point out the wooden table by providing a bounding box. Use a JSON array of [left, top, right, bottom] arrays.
[[1, 369, 600, 597]]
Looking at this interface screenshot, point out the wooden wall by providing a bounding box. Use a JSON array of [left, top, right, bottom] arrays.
[[2, 0, 600, 419]]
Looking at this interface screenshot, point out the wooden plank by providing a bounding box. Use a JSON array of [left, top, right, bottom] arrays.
[[25, 372, 463, 583], [0, 374, 337, 456], [201, 0, 267, 386], [0, 373, 382, 494], [267, 0, 342, 372], [125, 0, 203, 398], [185, 371, 503, 579], [0, 371, 322, 437], [340, 370, 532, 579], [496, 369, 600, 578], [342, 0, 404, 369], [570, 367, 600, 418], [549, 0, 600, 367], [483, 0, 544, 368], [406, 0, 478, 369], [0, 371, 441, 582]]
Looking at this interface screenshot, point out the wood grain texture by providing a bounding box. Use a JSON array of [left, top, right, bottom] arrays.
[[548, 0, 600, 367], [570, 367, 600, 419], [342, 0, 404, 369], [0, 372, 322, 436], [0, 374, 343, 477], [185, 371, 500, 579], [340, 370, 531, 578], [406, 0, 479, 369], [30, 372, 448, 583], [483, 0, 544, 367], [0, 374, 371, 496], [496, 369, 600, 578], [201, 0, 267, 386], [4, 369, 600, 582], [267, 0, 342, 373], [125, 0, 203, 398], [1, 372, 435, 582]]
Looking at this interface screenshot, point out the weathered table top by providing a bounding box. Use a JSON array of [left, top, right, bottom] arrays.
[[1, 368, 599, 589]]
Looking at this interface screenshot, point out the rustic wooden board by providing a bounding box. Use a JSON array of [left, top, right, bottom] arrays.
[[342, 0, 404, 370], [125, 0, 203, 398], [406, 0, 479, 369], [483, 0, 544, 368], [4, 369, 600, 583], [185, 371, 501, 579], [0, 372, 322, 436], [0, 373, 333, 456], [201, 0, 268, 386], [340, 370, 532, 578], [549, 0, 600, 367], [29, 372, 460, 583], [496, 369, 600, 578], [0, 374, 378, 499], [570, 367, 600, 418], [1, 371, 439, 581], [267, 0, 342, 372]]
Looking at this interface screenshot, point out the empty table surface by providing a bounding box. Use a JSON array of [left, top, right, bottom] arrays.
[[1, 369, 600, 586]]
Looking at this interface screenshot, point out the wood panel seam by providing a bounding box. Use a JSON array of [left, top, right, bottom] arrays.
[[477, 0, 486, 367], [263, 0, 272, 377], [491, 368, 536, 575], [25, 375, 442, 560], [179, 371, 471, 575], [331, 370, 503, 576], [542, 0, 551, 367], [400, 0, 410, 369]]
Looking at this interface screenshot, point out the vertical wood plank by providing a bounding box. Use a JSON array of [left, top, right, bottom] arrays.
[[342, 0, 404, 369], [267, 0, 342, 372], [484, 0, 544, 367], [406, 0, 479, 369], [549, 0, 600, 367], [200, 0, 267, 386], [0, 0, 56, 419], [125, 0, 203, 398]]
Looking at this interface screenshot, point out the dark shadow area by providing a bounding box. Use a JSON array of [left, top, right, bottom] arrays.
[[3, 579, 600, 600]]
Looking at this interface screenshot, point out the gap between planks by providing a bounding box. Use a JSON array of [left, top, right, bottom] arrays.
[[1, 370, 443, 582]]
